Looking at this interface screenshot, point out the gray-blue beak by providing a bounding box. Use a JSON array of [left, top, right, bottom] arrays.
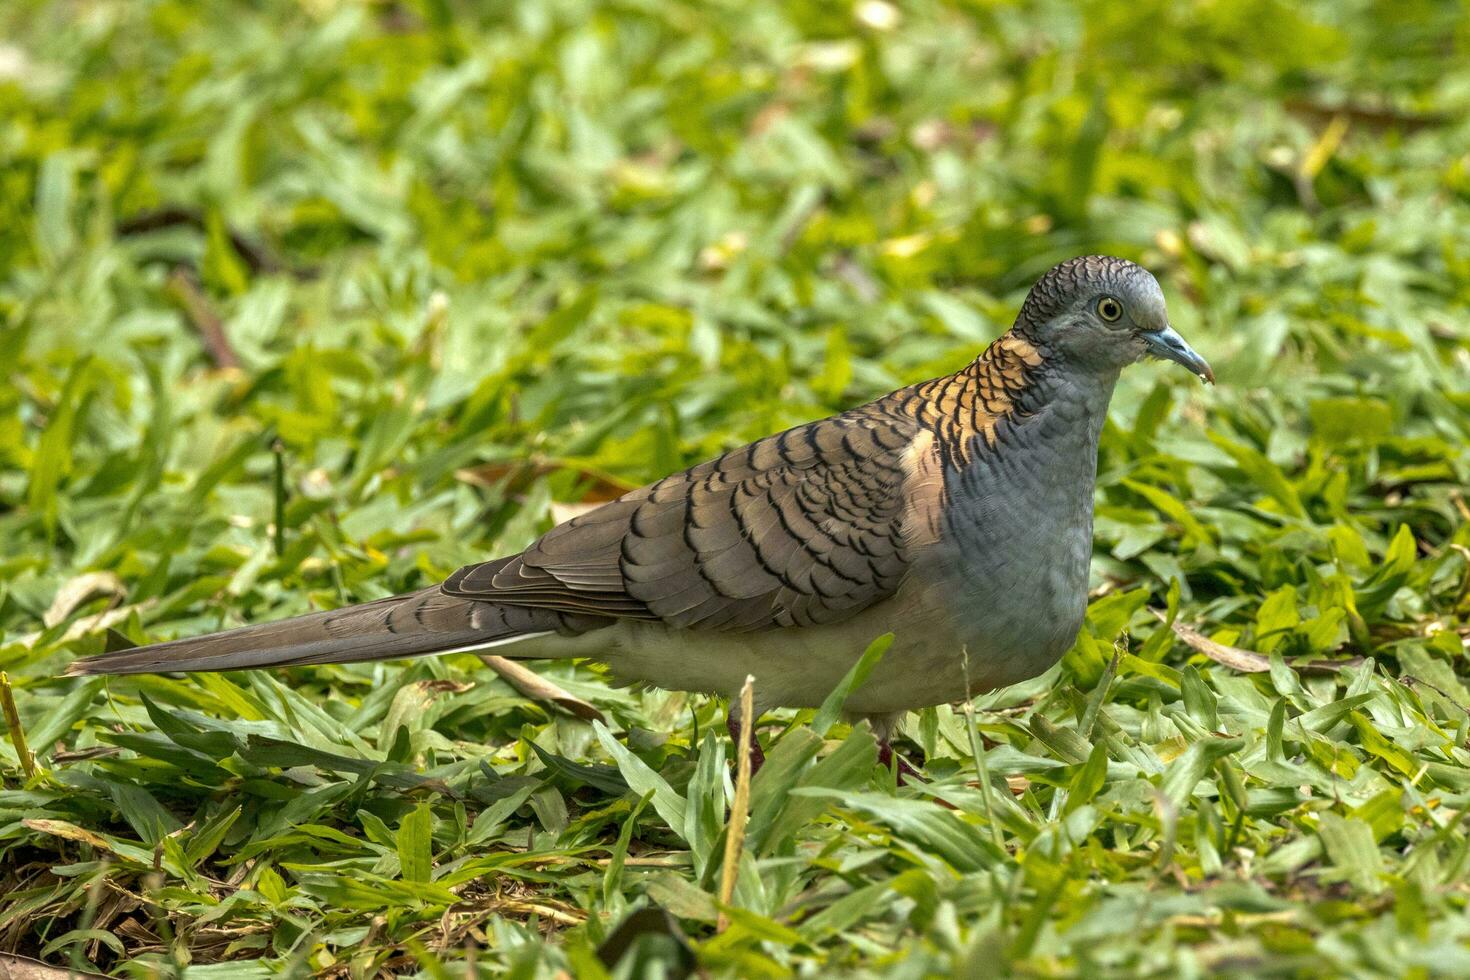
[[1143, 325, 1214, 384]]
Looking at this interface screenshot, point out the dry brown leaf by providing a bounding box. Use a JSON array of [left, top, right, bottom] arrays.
[[21, 600, 159, 649], [549, 501, 603, 525], [43, 571, 127, 628], [455, 460, 632, 505], [415, 679, 476, 695], [1154, 610, 1270, 673], [21, 819, 114, 851], [0, 953, 108, 980], [479, 656, 605, 723]]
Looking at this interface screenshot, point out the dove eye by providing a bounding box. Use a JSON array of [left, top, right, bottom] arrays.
[[1096, 296, 1123, 322]]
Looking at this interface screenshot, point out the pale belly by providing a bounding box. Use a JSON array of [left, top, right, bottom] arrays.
[[542, 575, 1079, 717]]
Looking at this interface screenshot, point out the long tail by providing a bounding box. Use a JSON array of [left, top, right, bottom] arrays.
[[65, 588, 558, 676]]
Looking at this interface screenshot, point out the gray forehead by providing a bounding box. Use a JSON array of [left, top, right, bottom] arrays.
[[1118, 272, 1167, 327], [1018, 255, 1165, 327]]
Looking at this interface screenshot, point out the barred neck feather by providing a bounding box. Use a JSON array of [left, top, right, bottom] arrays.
[[891, 329, 1051, 469]]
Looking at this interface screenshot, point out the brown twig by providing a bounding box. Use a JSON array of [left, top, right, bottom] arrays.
[[1153, 609, 1362, 675], [118, 207, 288, 276], [1154, 609, 1270, 673], [166, 267, 241, 370], [1284, 97, 1446, 133], [1401, 675, 1470, 717], [777, 190, 825, 256], [717, 675, 755, 931]]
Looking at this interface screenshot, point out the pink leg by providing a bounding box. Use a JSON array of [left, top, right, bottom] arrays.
[[726, 713, 766, 774], [877, 739, 924, 783]]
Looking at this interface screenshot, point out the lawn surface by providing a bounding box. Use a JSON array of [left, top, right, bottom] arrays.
[[3, 0, 1470, 976]]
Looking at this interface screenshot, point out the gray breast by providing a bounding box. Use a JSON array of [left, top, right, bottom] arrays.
[[929, 373, 1114, 684]]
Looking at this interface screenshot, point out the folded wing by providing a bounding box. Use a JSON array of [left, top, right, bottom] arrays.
[[444, 397, 939, 632]]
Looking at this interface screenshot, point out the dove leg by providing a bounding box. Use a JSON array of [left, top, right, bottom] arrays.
[[866, 711, 924, 783], [876, 739, 924, 783], [725, 713, 766, 774]]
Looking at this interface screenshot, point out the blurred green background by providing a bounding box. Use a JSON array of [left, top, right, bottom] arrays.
[[3, 0, 1470, 976]]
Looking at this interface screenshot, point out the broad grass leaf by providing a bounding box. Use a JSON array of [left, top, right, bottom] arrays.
[[1208, 433, 1306, 519], [26, 677, 105, 753], [185, 805, 243, 867], [140, 692, 241, 760], [1179, 666, 1218, 730], [811, 633, 892, 738], [1317, 813, 1385, 894], [27, 358, 99, 533], [239, 735, 428, 791], [1253, 586, 1300, 652], [1159, 736, 1243, 809], [758, 726, 877, 855], [682, 731, 727, 876], [1309, 397, 1393, 446], [99, 730, 232, 777], [530, 785, 569, 835], [397, 802, 433, 882], [593, 722, 687, 834], [106, 782, 182, 846], [645, 873, 719, 923], [466, 786, 534, 846], [295, 872, 457, 910], [798, 880, 894, 941], [1028, 716, 1091, 765], [254, 782, 355, 840], [791, 789, 1001, 872], [1084, 588, 1151, 647], [1355, 525, 1418, 616], [1351, 789, 1405, 842], [1298, 693, 1377, 735], [1122, 478, 1211, 546], [41, 928, 127, 960], [740, 727, 825, 862], [529, 741, 628, 795], [33, 151, 77, 263], [1065, 742, 1109, 814], [602, 790, 654, 910]]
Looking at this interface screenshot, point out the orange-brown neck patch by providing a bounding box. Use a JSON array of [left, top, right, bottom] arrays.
[[910, 328, 1047, 466]]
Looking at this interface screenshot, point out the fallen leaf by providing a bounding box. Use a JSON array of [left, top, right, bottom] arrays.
[[550, 501, 604, 525], [479, 656, 605, 723], [455, 460, 632, 504], [21, 819, 113, 851], [1154, 610, 1270, 672], [0, 953, 108, 980], [22, 600, 159, 649], [43, 571, 126, 628]]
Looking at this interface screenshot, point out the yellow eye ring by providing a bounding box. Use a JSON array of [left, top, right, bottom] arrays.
[[1097, 296, 1123, 322]]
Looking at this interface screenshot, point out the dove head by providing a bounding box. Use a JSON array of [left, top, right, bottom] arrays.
[[1014, 255, 1213, 384]]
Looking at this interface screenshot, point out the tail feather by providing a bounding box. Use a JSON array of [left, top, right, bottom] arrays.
[[65, 588, 555, 676]]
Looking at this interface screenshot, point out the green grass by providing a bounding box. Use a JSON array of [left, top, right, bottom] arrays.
[[3, 0, 1470, 975]]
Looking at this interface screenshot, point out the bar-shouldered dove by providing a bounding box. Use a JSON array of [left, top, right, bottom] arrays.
[[68, 256, 1212, 771]]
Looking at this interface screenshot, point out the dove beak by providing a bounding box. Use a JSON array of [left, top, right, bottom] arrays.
[[1143, 325, 1214, 384]]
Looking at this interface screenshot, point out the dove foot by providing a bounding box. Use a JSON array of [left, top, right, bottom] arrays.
[[726, 713, 766, 774], [877, 739, 924, 783]]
